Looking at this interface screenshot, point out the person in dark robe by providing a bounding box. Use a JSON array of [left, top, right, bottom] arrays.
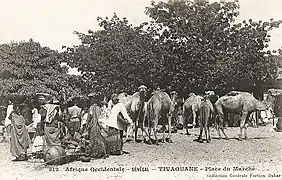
[[21, 102, 32, 126], [274, 95, 282, 132], [9, 104, 31, 161], [37, 95, 64, 148], [83, 93, 108, 159]]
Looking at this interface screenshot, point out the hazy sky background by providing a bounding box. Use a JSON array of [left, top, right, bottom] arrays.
[[0, 0, 281, 50], [0, 0, 281, 74]]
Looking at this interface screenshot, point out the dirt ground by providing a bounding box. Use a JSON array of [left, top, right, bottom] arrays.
[[0, 122, 281, 180]]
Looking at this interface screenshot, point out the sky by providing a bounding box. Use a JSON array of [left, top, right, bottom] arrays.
[[0, 0, 281, 74]]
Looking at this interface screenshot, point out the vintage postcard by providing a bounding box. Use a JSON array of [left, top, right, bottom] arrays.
[[0, 0, 281, 180]]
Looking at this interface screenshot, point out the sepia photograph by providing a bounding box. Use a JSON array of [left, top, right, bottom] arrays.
[[0, 0, 281, 179]]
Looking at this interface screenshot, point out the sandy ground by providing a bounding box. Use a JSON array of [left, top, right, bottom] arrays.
[[0, 123, 281, 180]]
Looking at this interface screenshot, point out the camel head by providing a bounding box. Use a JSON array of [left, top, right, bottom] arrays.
[[268, 89, 282, 97], [205, 90, 215, 96], [259, 89, 282, 110], [189, 92, 196, 97], [138, 85, 147, 102], [170, 91, 178, 100], [138, 85, 147, 93]]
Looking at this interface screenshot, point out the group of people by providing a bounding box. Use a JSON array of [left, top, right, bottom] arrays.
[[3, 92, 134, 162]]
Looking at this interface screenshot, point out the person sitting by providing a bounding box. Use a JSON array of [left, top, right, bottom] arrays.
[[62, 126, 86, 151]]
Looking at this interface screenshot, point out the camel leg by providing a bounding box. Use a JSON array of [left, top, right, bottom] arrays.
[[214, 121, 221, 139], [161, 124, 166, 143], [185, 120, 190, 135], [192, 111, 196, 129], [216, 114, 223, 139], [183, 115, 190, 135], [198, 125, 203, 143], [140, 126, 150, 142], [134, 121, 138, 142], [239, 112, 248, 141], [167, 115, 172, 143], [255, 111, 259, 128], [198, 116, 203, 143], [244, 113, 251, 140], [125, 126, 130, 142], [217, 130, 222, 139], [153, 127, 159, 145], [204, 126, 208, 143], [147, 125, 152, 145], [208, 126, 211, 142], [220, 127, 228, 140], [243, 126, 248, 140], [204, 116, 209, 143]]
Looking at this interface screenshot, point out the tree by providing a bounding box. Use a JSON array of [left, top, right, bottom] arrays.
[[145, 0, 281, 96], [64, 0, 281, 98], [63, 14, 163, 96], [0, 39, 83, 101]]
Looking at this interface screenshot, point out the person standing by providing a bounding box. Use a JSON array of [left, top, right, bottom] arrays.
[[0, 101, 13, 143], [67, 99, 82, 133], [84, 93, 108, 159], [80, 106, 89, 135], [37, 94, 63, 148], [104, 94, 133, 155], [31, 104, 43, 155], [9, 104, 31, 161]]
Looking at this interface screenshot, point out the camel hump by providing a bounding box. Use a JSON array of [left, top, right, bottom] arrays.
[[226, 91, 243, 96], [150, 91, 172, 106], [226, 91, 253, 97]]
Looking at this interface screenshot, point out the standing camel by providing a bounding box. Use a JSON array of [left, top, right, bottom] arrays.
[[119, 85, 149, 142], [183, 93, 203, 135], [147, 90, 177, 145], [215, 89, 282, 141], [197, 95, 214, 143]]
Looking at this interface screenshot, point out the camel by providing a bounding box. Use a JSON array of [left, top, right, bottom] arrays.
[[197, 96, 214, 143], [118, 93, 133, 104], [183, 93, 203, 135], [215, 89, 282, 141], [118, 85, 149, 142], [147, 90, 177, 145]]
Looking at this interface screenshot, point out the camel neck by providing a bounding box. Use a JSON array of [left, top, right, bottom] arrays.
[[261, 94, 275, 110], [139, 91, 146, 102], [171, 96, 176, 103]]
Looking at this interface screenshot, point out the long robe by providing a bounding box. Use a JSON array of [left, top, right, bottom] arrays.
[[86, 104, 107, 158], [9, 112, 31, 158], [39, 104, 62, 148]]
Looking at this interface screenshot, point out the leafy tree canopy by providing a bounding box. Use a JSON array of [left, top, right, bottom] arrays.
[[63, 14, 163, 96], [0, 39, 83, 102], [64, 0, 282, 97]]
